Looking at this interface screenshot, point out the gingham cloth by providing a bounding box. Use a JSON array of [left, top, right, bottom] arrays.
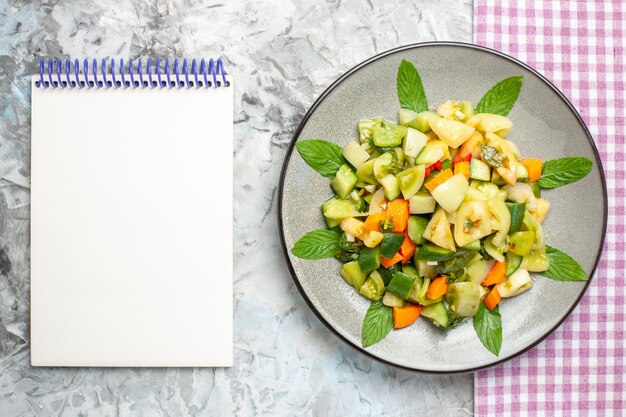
[[473, 1, 625, 416]]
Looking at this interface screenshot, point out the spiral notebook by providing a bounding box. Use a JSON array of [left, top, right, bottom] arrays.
[[30, 58, 233, 367]]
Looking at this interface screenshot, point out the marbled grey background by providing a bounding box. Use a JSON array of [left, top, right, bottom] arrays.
[[0, 1, 474, 415]]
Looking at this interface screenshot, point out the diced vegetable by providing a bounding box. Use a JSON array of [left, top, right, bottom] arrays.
[[460, 100, 474, 120], [505, 252, 523, 277], [368, 188, 387, 214], [422, 209, 456, 252], [522, 210, 546, 249], [503, 183, 537, 211], [342, 140, 370, 169], [386, 199, 410, 232], [482, 261, 506, 286], [417, 244, 455, 262], [340, 261, 367, 290], [403, 128, 428, 158], [393, 305, 423, 329], [364, 211, 386, 232], [455, 161, 471, 180], [496, 268, 533, 298], [465, 258, 496, 284], [415, 144, 445, 166], [381, 233, 405, 258], [483, 235, 507, 263], [387, 271, 417, 299], [470, 158, 492, 181], [396, 165, 425, 199], [357, 118, 383, 143], [506, 202, 526, 233], [487, 198, 511, 247], [372, 123, 405, 147], [359, 270, 386, 300], [383, 291, 405, 308], [475, 113, 513, 136], [426, 276, 448, 299], [413, 111, 441, 133], [358, 247, 380, 273], [374, 149, 404, 180], [458, 131, 484, 159], [399, 232, 416, 263], [380, 174, 401, 200], [446, 282, 484, 317], [340, 217, 365, 239], [454, 201, 492, 247], [356, 159, 378, 185], [531, 198, 551, 224], [380, 252, 403, 268], [508, 231, 535, 256], [362, 230, 384, 248], [429, 117, 475, 148], [409, 193, 437, 214], [484, 287, 502, 311], [430, 174, 469, 213], [521, 158, 542, 183], [407, 216, 429, 244], [421, 302, 449, 328], [331, 164, 358, 199], [520, 248, 549, 272]]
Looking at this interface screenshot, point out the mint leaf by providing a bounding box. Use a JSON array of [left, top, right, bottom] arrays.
[[475, 76, 523, 116], [538, 245, 588, 281], [538, 157, 592, 189], [362, 300, 393, 348], [295, 140, 345, 179], [397, 59, 428, 113], [473, 303, 502, 356], [291, 228, 341, 260]]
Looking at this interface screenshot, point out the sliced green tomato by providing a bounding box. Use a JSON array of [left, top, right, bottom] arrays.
[[464, 187, 488, 202], [409, 193, 437, 214], [413, 111, 441, 133], [359, 247, 381, 274], [445, 282, 483, 317], [403, 128, 428, 159], [379, 174, 401, 200], [421, 302, 449, 328], [508, 231, 535, 256], [496, 268, 533, 298], [454, 201, 492, 247], [423, 208, 456, 252], [503, 183, 537, 211], [465, 258, 495, 284], [323, 198, 360, 220], [399, 108, 419, 126], [340, 261, 367, 289], [356, 159, 378, 185], [531, 198, 551, 224], [429, 117, 476, 148], [415, 145, 445, 166], [372, 124, 403, 147], [484, 235, 507, 263], [342, 140, 370, 169], [491, 168, 507, 186], [359, 270, 386, 301], [506, 202, 526, 233], [406, 276, 425, 304], [487, 198, 511, 247], [407, 216, 429, 244], [373, 149, 404, 179], [417, 243, 455, 262], [396, 165, 426, 199], [516, 160, 529, 181], [430, 174, 469, 213], [505, 252, 523, 277], [387, 271, 416, 299], [331, 164, 358, 199], [381, 233, 405, 258], [521, 248, 549, 272], [428, 139, 451, 160], [470, 158, 492, 181], [522, 210, 546, 249], [358, 118, 383, 143], [475, 113, 513, 134], [460, 100, 474, 121], [382, 291, 405, 307]]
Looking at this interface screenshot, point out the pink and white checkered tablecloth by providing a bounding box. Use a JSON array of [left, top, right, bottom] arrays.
[[474, 1, 625, 416]]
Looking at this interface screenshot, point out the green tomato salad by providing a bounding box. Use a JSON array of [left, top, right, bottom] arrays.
[[291, 59, 593, 355]]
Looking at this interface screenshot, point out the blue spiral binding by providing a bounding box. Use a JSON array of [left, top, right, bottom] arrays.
[[36, 58, 229, 89]]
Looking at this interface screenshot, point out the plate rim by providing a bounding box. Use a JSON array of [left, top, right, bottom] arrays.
[[277, 41, 608, 374]]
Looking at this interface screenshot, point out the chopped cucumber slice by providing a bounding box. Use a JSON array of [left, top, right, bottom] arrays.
[[462, 240, 481, 251], [506, 202, 526, 233], [421, 302, 449, 327], [403, 128, 428, 158], [465, 258, 495, 284], [379, 174, 401, 200], [381, 233, 405, 258], [340, 261, 367, 289], [387, 271, 416, 299], [430, 174, 468, 213], [373, 149, 404, 180], [469, 158, 491, 181], [359, 270, 385, 301], [415, 145, 444, 166], [331, 164, 358, 199], [323, 197, 360, 222], [401, 264, 420, 278], [491, 168, 507, 186], [508, 231, 535, 256], [530, 181, 541, 198], [445, 282, 483, 317], [460, 100, 474, 121], [505, 251, 523, 277], [356, 159, 378, 185], [357, 118, 383, 143], [520, 248, 549, 272], [342, 140, 370, 169], [372, 123, 405, 147], [417, 244, 455, 262], [377, 267, 394, 285], [516, 160, 529, 182], [429, 117, 475, 148], [472, 180, 499, 199], [409, 193, 437, 214], [359, 247, 380, 274], [407, 215, 429, 245], [382, 291, 405, 307], [396, 165, 426, 199]]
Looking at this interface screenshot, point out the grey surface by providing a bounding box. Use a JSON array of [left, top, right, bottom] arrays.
[[0, 1, 475, 416], [281, 44, 605, 372]]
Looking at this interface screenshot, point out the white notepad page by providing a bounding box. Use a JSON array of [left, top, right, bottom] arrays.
[[30, 77, 233, 367]]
